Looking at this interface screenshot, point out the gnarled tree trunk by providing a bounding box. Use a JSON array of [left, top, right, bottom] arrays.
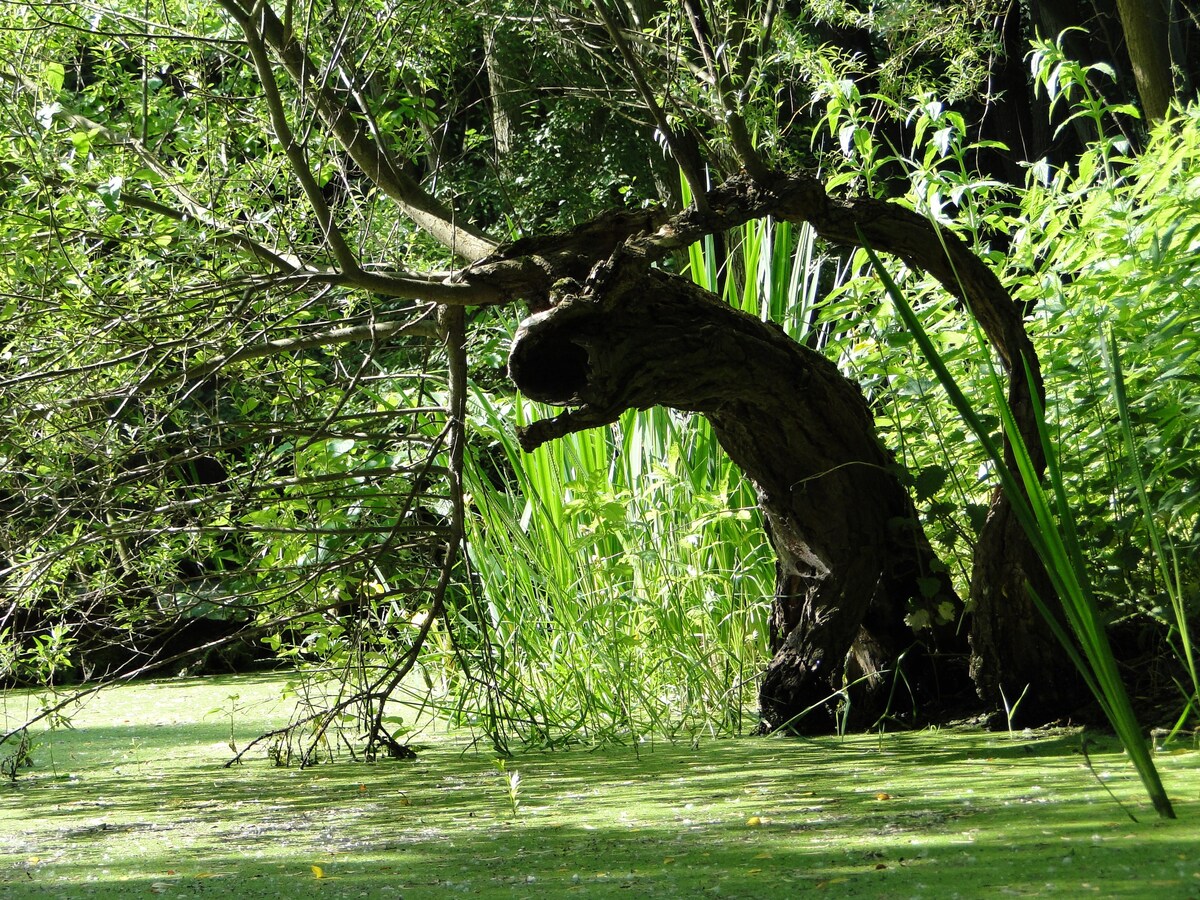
[[482, 172, 1085, 729], [508, 256, 962, 731]]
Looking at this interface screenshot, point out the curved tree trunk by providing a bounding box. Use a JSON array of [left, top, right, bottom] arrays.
[[967, 490, 1082, 723], [482, 172, 1085, 729], [755, 179, 1089, 724], [509, 257, 962, 732]]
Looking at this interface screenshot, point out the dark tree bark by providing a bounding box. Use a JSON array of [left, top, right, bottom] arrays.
[[967, 491, 1079, 722], [1114, 0, 1172, 123], [756, 177, 1088, 725], [508, 255, 962, 731]]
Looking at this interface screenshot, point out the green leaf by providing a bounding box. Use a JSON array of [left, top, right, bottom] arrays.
[[913, 465, 949, 501], [95, 176, 123, 212], [43, 62, 65, 93]]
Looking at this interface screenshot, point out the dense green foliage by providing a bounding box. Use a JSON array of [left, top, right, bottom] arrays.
[[0, 0, 1197, 766]]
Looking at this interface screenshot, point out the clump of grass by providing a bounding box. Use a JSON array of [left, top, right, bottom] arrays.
[[496, 757, 522, 816], [458, 391, 772, 749]]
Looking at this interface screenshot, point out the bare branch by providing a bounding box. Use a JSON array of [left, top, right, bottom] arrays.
[[84, 181, 303, 272], [368, 305, 469, 730]]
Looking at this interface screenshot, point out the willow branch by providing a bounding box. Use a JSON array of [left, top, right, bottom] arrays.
[[370, 306, 468, 725], [216, 0, 496, 261], [83, 179, 304, 272], [239, 7, 360, 272], [591, 0, 709, 207], [77, 173, 505, 301]]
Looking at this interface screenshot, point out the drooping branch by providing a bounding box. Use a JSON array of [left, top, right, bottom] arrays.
[[21, 97, 305, 273], [634, 174, 1035, 365], [18, 89, 487, 300], [627, 171, 1044, 460], [364, 305, 470, 757], [1, 306, 439, 401]]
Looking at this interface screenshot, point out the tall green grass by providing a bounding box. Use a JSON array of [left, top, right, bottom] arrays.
[[1107, 330, 1200, 740], [444, 193, 844, 748], [1006, 101, 1200, 742], [455, 394, 771, 748], [867, 241, 1175, 819]]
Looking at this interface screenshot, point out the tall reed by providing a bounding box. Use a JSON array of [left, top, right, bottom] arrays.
[[866, 242, 1175, 819], [1107, 330, 1200, 738]]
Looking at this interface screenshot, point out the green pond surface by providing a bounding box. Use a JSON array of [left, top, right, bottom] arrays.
[[2, 674, 1198, 898]]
